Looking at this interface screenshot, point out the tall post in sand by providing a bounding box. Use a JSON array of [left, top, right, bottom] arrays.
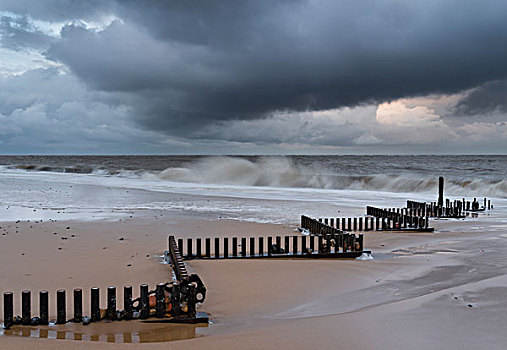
[[438, 176, 444, 207]]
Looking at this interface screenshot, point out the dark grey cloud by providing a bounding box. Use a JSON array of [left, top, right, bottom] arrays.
[[455, 80, 507, 116], [4, 0, 507, 141], [40, 0, 507, 135]]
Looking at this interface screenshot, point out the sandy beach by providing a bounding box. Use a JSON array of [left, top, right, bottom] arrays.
[[1, 204, 506, 349]]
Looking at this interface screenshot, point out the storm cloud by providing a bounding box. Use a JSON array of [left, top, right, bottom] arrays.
[[1, 0, 507, 153], [41, 0, 507, 132]]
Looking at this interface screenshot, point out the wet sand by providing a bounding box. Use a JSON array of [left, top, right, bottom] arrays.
[[1, 211, 506, 349]]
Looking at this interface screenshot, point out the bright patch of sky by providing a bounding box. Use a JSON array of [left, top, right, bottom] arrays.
[[0, 11, 118, 75]]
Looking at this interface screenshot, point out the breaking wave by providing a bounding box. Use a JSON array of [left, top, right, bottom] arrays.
[[5, 156, 507, 198], [155, 157, 507, 198]]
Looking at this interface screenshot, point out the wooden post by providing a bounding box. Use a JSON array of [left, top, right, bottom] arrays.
[[22, 290, 31, 325], [293, 235, 298, 255], [301, 235, 307, 254], [488, 200, 491, 210], [353, 218, 357, 231], [187, 238, 193, 258], [139, 284, 149, 319], [276, 236, 281, 254], [267, 237, 272, 256], [241, 237, 247, 257], [171, 282, 180, 317], [196, 238, 202, 257], [438, 176, 444, 207], [359, 217, 363, 231], [259, 237, 264, 256], [341, 218, 346, 231], [107, 286, 116, 321], [156, 283, 165, 318], [4, 292, 13, 327], [187, 284, 197, 318], [223, 237, 229, 258], [73, 289, 82, 323], [91, 287, 100, 322], [205, 238, 211, 258], [348, 218, 352, 231], [214, 237, 220, 258], [285, 236, 290, 254], [57, 289, 66, 324], [124, 286, 133, 320], [250, 237, 255, 257], [318, 235, 323, 253], [232, 237, 238, 256], [310, 235, 315, 251], [39, 290, 48, 325]]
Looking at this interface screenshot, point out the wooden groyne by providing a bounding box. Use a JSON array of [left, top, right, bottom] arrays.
[[2, 236, 208, 330], [177, 232, 367, 260]]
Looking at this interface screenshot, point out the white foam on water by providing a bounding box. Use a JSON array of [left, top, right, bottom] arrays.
[[1, 162, 506, 223], [356, 253, 374, 260]]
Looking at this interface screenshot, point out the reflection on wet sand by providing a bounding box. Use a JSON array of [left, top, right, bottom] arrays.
[[1, 322, 207, 343]]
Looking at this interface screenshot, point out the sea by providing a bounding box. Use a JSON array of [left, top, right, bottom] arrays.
[[0, 155, 506, 223]]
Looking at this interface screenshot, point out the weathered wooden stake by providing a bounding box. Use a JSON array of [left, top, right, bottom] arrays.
[[91, 287, 100, 322], [3, 292, 13, 327], [293, 235, 298, 255], [73, 289, 82, 323], [39, 290, 48, 325], [438, 176, 444, 207], [205, 238, 211, 258], [223, 237, 229, 258], [107, 286, 116, 321], [187, 284, 197, 318], [232, 237, 238, 256], [21, 290, 31, 325], [214, 237, 220, 258], [196, 238, 202, 257], [241, 237, 247, 257], [56, 289, 66, 324], [301, 235, 307, 254], [250, 237, 255, 256], [171, 282, 180, 317], [187, 238, 193, 258], [285, 236, 290, 254], [267, 237, 272, 256], [156, 283, 165, 318], [139, 284, 149, 319], [258, 237, 264, 256], [124, 286, 133, 320]]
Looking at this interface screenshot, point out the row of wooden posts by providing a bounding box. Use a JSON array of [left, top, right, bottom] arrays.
[[2, 236, 207, 329], [177, 234, 364, 259], [407, 197, 491, 219], [2, 283, 184, 329], [365, 206, 430, 229], [299, 215, 363, 252]]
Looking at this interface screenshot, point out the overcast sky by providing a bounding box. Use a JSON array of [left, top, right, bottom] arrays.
[[0, 0, 506, 154]]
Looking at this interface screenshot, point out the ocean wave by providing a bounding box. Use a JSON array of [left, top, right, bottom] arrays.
[[155, 157, 507, 198], [4, 157, 507, 198]]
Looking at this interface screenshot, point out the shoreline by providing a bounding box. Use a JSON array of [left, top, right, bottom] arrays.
[[0, 208, 506, 349]]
